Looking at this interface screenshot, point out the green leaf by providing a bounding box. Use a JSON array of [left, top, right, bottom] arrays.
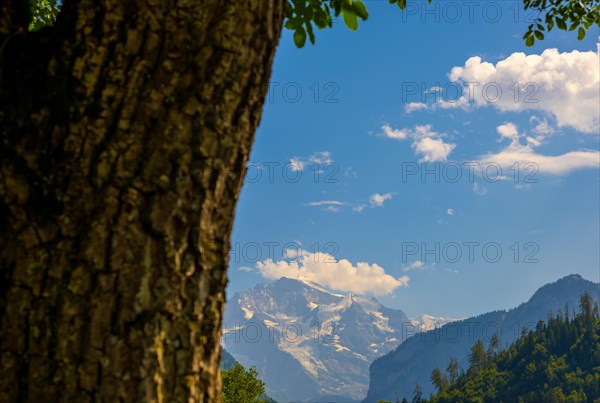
[[285, 18, 302, 30], [398, 0, 407, 10], [525, 35, 535, 47], [534, 30, 544, 40], [352, 0, 369, 20], [306, 21, 316, 44], [313, 10, 327, 29], [556, 17, 567, 30], [304, 5, 313, 21], [294, 27, 307, 48], [578, 26, 586, 40], [341, 6, 359, 30]]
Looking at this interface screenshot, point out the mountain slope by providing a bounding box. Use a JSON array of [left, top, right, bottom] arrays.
[[220, 348, 238, 370], [222, 277, 413, 402], [364, 274, 600, 402], [411, 314, 460, 332], [429, 292, 600, 402]]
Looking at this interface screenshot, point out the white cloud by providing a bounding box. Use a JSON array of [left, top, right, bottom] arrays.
[[496, 122, 519, 141], [369, 193, 393, 207], [238, 266, 254, 272], [382, 124, 409, 140], [439, 45, 600, 133], [289, 158, 304, 172], [413, 137, 456, 162], [306, 193, 395, 213], [306, 200, 346, 207], [344, 166, 357, 177], [529, 115, 555, 137], [290, 151, 334, 172], [305, 200, 347, 213], [447, 208, 454, 216], [255, 250, 410, 296], [402, 260, 424, 272], [284, 248, 310, 259], [309, 151, 333, 165], [405, 102, 428, 113], [381, 124, 456, 162], [473, 182, 488, 196], [402, 260, 436, 272], [353, 204, 367, 213], [479, 147, 599, 175], [477, 122, 600, 175], [413, 125, 439, 138]]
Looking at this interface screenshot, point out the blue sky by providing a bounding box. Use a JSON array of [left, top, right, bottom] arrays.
[[227, 1, 600, 318]]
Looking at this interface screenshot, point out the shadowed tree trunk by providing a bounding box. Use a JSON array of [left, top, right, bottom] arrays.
[[0, 0, 285, 401]]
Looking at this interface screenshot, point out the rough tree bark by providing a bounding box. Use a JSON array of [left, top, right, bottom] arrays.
[[0, 0, 285, 401]]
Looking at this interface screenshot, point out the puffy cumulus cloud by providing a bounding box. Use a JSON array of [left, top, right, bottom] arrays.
[[380, 124, 456, 162], [477, 122, 599, 175], [497, 122, 519, 141], [255, 251, 410, 296], [413, 137, 456, 162], [381, 124, 409, 140], [439, 45, 600, 133], [369, 192, 393, 207], [405, 102, 428, 113]]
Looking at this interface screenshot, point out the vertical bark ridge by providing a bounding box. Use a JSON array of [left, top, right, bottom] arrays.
[[0, 0, 287, 401]]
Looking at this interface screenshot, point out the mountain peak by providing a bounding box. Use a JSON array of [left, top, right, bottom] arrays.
[[273, 276, 344, 297], [557, 274, 585, 283], [529, 274, 598, 305], [223, 277, 410, 402], [275, 276, 320, 288]]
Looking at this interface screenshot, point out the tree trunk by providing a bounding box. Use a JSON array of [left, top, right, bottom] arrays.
[[0, 0, 285, 401]]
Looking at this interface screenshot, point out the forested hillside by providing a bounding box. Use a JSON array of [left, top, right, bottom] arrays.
[[427, 292, 600, 402], [366, 274, 600, 401]]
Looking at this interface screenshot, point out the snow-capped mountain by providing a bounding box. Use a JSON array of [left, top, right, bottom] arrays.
[[222, 277, 427, 402], [410, 314, 460, 331]]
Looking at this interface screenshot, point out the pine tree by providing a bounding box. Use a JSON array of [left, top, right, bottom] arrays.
[[468, 340, 487, 372], [446, 358, 460, 384], [411, 383, 423, 403], [579, 292, 594, 325], [431, 368, 448, 392], [487, 333, 501, 357]]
